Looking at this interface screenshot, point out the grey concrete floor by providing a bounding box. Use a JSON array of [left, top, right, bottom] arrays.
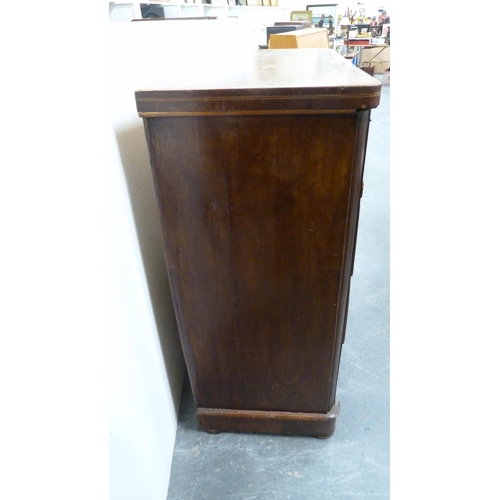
[[166, 77, 390, 500]]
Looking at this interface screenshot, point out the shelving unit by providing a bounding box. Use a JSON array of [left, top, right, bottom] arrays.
[[109, 2, 291, 24]]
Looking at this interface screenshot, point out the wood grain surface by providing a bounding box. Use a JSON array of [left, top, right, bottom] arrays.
[[137, 49, 380, 436], [136, 49, 381, 116]]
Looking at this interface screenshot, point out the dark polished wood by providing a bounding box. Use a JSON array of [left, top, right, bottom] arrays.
[[136, 49, 380, 438], [197, 402, 340, 438]]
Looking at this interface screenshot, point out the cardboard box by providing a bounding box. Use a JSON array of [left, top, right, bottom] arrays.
[[269, 28, 329, 49], [360, 44, 390, 74], [267, 26, 303, 45]]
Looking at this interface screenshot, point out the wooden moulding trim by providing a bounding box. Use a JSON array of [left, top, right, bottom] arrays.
[[138, 109, 359, 117], [197, 401, 340, 422], [196, 401, 341, 437], [136, 91, 381, 117]]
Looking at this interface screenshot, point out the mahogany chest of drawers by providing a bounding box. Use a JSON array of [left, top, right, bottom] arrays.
[[135, 49, 381, 438]]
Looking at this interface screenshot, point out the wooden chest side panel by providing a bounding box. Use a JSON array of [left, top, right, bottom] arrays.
[[147, 112, 360, 414], [147, 117, 241, 407]]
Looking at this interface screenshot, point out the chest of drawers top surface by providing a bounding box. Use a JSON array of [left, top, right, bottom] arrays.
[[135, 49, 381, 116]]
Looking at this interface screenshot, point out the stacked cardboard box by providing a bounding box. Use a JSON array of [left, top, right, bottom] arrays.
[[360, 44, 390, 74]]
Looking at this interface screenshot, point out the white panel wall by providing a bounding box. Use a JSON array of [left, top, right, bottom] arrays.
[[109, 123, 184, 500], [109, 19, 259, 500]]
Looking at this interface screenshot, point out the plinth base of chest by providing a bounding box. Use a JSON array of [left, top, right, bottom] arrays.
[[196, 401, 340, 439]]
